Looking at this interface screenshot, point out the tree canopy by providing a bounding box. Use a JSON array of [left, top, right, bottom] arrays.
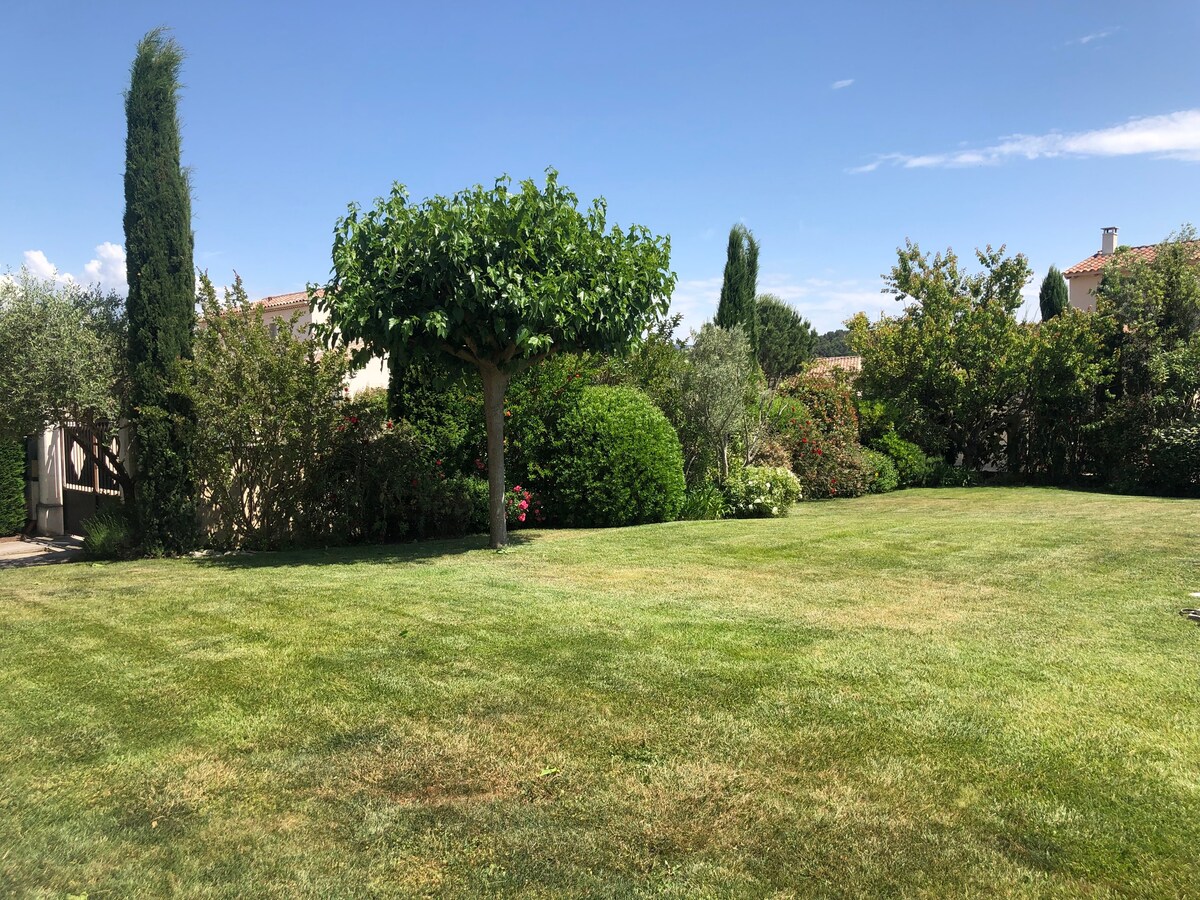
[[316, 169, 675, 546], [0, 271, 125, 444], [1039, 266, 1069, 320], [755, 293, 816, 386], [849, 242, 1032, 467], [715, 225, 759, 350], [124, 27, 196, 551], [814, 329, 851, 358], [679, 324, 755, 480]]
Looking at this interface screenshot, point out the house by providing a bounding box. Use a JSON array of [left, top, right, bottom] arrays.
[[808, 355, 862, 378], [252, 290, 389, 395], [1062, 227, 1200, 311]]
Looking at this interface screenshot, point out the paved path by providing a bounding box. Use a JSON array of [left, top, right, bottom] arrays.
[[0, 537, 85, 570]]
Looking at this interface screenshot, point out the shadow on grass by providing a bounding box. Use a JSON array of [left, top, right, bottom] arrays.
[[193, 531, 541, 570]]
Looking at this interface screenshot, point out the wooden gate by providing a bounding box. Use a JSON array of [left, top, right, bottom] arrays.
[[62, 424, 122, 535]]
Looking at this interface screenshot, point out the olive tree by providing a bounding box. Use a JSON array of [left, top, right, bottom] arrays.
[[0, 270, 130, 492], [315, 170, 675, 547]]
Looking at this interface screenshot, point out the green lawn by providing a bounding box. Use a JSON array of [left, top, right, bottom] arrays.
[[2, 488, 1198, 898]]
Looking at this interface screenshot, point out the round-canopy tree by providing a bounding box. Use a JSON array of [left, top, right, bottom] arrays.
[[755, 293, 817, 387], [315, 170, 675, 547]]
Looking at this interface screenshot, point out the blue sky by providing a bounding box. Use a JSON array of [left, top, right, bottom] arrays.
[[4, 0, 1198, 332]]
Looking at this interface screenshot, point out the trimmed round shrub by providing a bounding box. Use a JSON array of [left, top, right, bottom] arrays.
[[545, 386, 685, 527], [862, 449, 900, 494], [724, 465, 801, 517], [871, 430, 932, 487], [0, 440, 26, 536]]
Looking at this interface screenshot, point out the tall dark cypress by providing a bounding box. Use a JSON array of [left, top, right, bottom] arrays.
[[714, 224, 759, 350], [1039, 266, 1069, 320], [124, 28, 197, 552]]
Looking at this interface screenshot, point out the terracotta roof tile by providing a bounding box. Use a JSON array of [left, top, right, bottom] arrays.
[[1062, 241, 1200, 277], [253, 288, 321, 310], [808, 355, 862, 376]]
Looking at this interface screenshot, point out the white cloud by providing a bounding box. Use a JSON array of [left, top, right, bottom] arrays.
[[17, 243, 128, 295], [1069, 28, 1116, 45], [81, 242, 128, 295], [831, 78, 855, 90], [23, 249, 70, 283], [852, 109, 1200, 172]]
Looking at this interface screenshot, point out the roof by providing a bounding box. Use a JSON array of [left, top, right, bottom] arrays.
[[253, 288, 321, 310], [1062, 241, 1200, 278], [808, 355, 862, 377]]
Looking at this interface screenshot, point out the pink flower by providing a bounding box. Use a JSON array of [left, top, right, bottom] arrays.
[[518, 513, 526, 522], [519, 500, 529, 510], [513, 485, 523, 493]]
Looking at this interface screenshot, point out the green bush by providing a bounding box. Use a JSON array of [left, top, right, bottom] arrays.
[[862, 449, 900, 494], [408, 474, 490, 539], [929, 459, 979, 488], [545, 386, 685, 527], [679, 482, 728, 521], [871, 430, 933, 487], [82, 507, 134, 559], [724, 465, 801, 517], [0, 441, 25, 536], [1140, 425, 1200, 496]]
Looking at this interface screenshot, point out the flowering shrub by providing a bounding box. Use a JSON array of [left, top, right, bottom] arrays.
[[776, 374, 869, 499], [723, 465, 801, 518], [505, 484, 546, 526]]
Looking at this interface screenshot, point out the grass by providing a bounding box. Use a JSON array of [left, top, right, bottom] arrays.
[[1, 487, 1198, 897]]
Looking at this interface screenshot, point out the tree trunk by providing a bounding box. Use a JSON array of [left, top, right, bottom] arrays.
[[480, 365, 511, 549]]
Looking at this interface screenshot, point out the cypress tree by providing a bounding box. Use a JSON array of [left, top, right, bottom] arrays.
[[715, 224, 760, 350], [1039, 266, 1069, 320], [124, 28, 197, 552]]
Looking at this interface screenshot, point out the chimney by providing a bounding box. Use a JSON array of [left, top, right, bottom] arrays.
[[1101, 226, 1119, 255]]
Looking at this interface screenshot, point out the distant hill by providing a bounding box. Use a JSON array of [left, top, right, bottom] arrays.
[[814, 329, 851, 357]]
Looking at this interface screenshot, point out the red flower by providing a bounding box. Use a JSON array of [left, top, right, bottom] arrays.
[[474, 458, 485, 471], [816, 449, 823, 455], [385, 420, 394, 430], [350, 416, 359, 425], [435, 459, 442, 466]]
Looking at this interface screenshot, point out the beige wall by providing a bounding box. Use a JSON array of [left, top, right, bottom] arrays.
[[259, 303, 390, 395], [1066, 273, 1101, 312]]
